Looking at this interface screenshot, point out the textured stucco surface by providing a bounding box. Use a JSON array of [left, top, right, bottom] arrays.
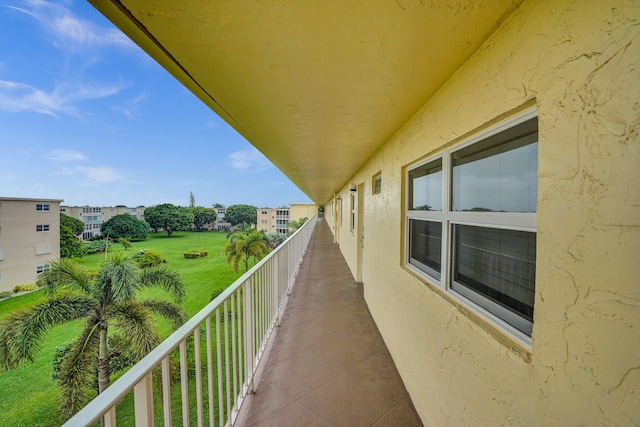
[[330, 0, 639, 425]]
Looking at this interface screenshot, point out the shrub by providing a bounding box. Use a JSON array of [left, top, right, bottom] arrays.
[[0, 291, 12, 299], [184, 251, 208, 259], [138, 250, 165, 268], [83, 240, 110, 254], [13, 284, 37, 293]]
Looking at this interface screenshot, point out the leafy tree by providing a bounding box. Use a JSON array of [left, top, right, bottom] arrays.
[[224, 230, 270, 272], [60, 214, 84, 236], [144, 204, 194, 237], [225, 204, 257, 226], [0, 254, 187, 421], [60, 225, 84, 258], [189, 206, 216, 231], [265, 232, 286, 249], [287, 217, 308, 235], [60, 213, 86, 258], [101, 214, 149, 241]]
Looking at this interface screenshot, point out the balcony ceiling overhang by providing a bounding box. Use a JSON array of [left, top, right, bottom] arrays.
[[90, 0, 523, 204]]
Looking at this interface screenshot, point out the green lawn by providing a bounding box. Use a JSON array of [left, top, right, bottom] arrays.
[[0, 231, 243, 427]]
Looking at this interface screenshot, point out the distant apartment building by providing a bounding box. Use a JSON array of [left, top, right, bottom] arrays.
[[0, 197, 62, 293], [257, 208, 290, 234], [61, 205, 146, 240], [215, 207, 231, 231], [257, 204, 318, 235]]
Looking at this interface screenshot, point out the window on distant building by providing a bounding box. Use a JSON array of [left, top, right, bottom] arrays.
[[36, 203, 50, 212], [405, 109, 538, 342], [372, 171, 382, 194], [36, 264, 51, 274], [36, 224, 50, 232]]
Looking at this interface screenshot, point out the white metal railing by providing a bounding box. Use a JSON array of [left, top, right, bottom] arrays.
[[63, 215, 318, 427]]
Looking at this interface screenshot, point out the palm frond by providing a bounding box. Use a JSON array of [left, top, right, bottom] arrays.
[[137, 266, 186, 303], [58, 317, 101, 421], [0, 294, 95, 370], [108, 302, 161, 361], [139, 299, 188, 329], [248, 241, 268, 260], [225, 240, 245, 273], [99, 253, 140, 303], [38, 259, 94, 297]]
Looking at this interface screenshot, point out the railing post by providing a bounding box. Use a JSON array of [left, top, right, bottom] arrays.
[[244, 278, 255, 393], [103, 408, 116, 427], [133, 372, 154, 426]]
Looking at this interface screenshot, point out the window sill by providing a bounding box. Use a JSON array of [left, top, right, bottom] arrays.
[[402, 263, 533, 363]]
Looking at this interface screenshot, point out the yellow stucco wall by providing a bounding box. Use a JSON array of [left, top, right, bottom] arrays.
[[290, 203, 318, 222], [330, 0, 639, 425]]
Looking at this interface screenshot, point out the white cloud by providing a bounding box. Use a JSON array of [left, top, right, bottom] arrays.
[[229, 148, 272, 171], [3, 1, 136, 53], [0, 79, 127, 117], [56, 166, 127, 184], [111, 93, 146, 118], [46, 148, 87, 162]]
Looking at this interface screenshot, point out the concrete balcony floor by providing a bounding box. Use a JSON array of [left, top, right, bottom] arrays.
[[236, 219, 423, 426]]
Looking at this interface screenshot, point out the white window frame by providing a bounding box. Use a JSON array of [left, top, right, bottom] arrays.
[[405, 108, 538, 345], [36, 203, 50, 212], [36, 264, 51, 274]]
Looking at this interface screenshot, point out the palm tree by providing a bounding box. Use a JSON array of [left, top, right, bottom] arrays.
[[0, 253, 187, 421], [225, 230, 270, 272]]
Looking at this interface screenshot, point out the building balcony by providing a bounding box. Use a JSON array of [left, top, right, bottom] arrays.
[[64, 217, 421, 426]]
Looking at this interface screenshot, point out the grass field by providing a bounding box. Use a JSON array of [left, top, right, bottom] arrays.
[[0, 231, 243, 427]]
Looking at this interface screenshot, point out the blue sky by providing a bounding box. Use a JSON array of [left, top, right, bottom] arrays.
[[0, 0, 312, 208]]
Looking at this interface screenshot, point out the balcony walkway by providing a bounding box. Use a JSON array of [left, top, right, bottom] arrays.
[[236, 219, 423, 426]]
